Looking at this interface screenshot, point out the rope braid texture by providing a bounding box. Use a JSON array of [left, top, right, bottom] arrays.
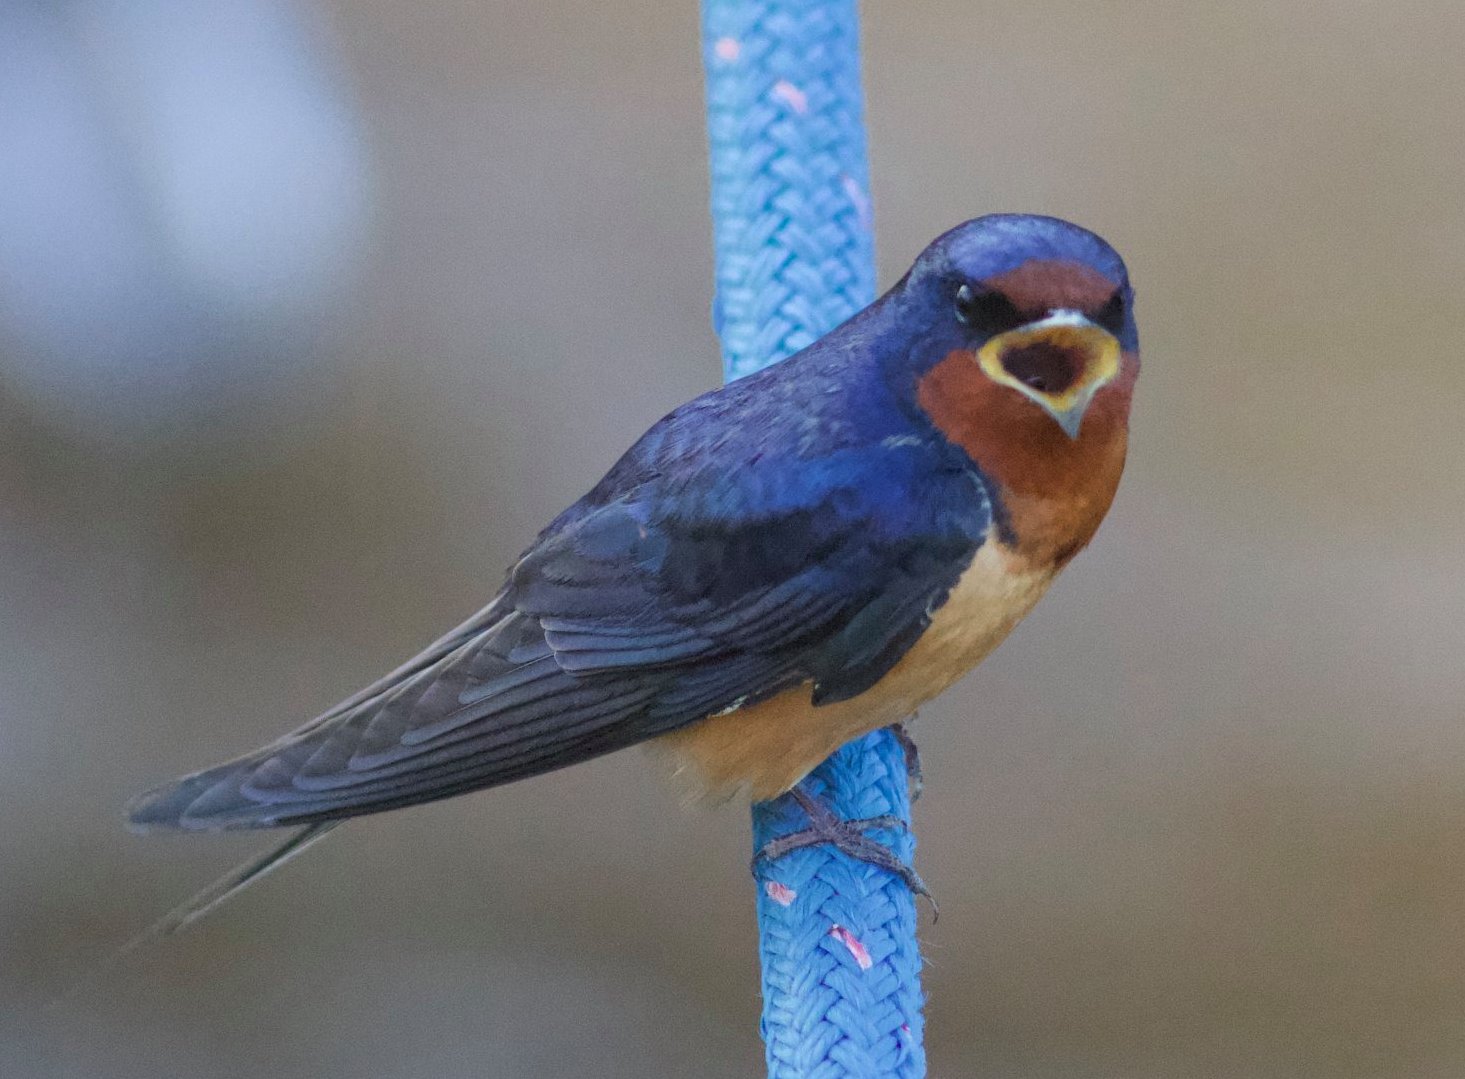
[[700, 2, 927, 1076]]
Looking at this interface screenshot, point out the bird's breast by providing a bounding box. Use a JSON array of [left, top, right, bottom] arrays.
[[655, 541, 1054, 801]]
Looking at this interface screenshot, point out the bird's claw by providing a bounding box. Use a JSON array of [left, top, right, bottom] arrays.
[[753, 785, 938, 916], [887, 719, 923, 802]]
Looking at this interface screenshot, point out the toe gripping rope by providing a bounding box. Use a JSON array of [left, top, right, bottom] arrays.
[[700, 3, 927, 1077]]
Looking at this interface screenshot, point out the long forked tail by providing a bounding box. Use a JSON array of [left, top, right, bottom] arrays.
[[58, 823, 338, 1004], [134, 822, 340, 939]]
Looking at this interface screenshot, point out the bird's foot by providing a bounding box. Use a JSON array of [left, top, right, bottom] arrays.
[[887, 718, 923, 802], [753, 785, 937, 915]]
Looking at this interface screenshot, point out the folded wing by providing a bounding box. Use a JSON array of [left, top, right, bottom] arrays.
[[128, 441, 990, 830]]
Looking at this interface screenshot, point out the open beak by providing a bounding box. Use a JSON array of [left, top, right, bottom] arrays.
[[975, 310, 1122, 439]]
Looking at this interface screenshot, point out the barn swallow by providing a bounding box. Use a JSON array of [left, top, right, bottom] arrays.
[[127, 213, 1139, 927]]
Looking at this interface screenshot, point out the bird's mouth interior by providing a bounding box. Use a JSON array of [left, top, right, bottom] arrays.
[[979, 316, 1121, 409], [998, 341, 1085, 396]]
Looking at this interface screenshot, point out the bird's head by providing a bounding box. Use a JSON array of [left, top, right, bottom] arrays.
[[897, 213, 1138, 444], [887, 214, 1140, 563]]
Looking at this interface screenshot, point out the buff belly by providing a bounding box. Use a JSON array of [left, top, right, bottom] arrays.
[[654, 542, 1055, 801]]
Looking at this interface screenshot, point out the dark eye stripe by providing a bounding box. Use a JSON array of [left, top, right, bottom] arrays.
[[954, 284, 1027, 335], [1092, 289, 1126, 336]]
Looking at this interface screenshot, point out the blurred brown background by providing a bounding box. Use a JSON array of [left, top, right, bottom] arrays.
[[5, 2, 1465, 1076]]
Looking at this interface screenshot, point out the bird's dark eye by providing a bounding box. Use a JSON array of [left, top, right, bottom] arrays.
[[1093, 289, 1126, 336], [954, 284, 1026, 335]]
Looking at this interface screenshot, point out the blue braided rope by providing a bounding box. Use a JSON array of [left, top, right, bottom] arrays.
[[700, 3, 926, 1076]]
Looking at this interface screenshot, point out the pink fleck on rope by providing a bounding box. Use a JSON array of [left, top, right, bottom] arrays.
[[765, 881, 798, 907], [829, 924, 873, 971], [772, 79, 809, 114]]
